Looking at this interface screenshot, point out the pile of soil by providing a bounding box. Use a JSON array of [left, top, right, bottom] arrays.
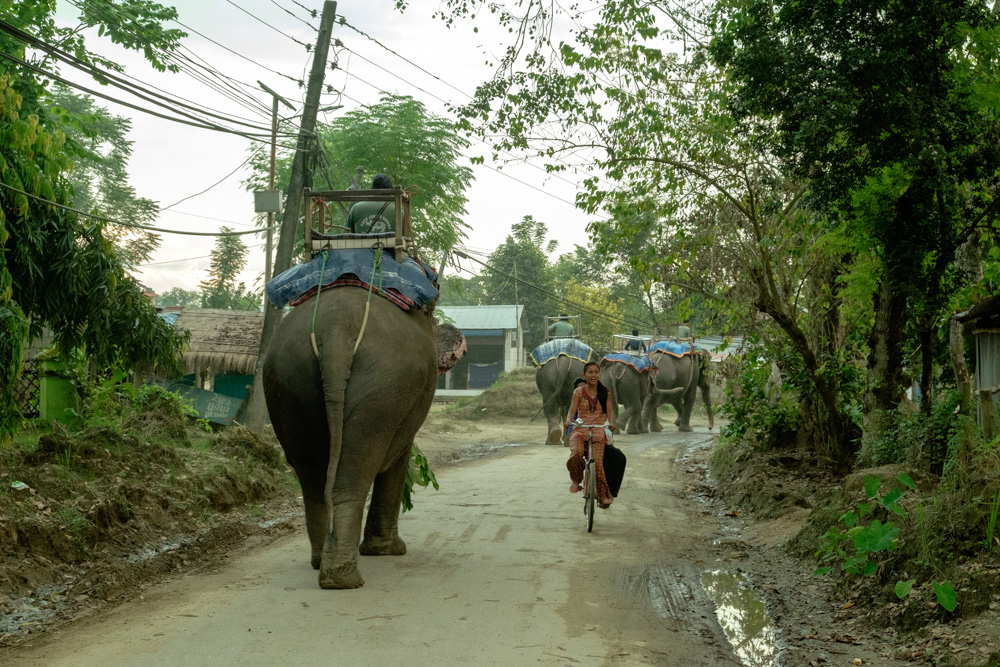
[[0, 408, 296, 646], [446, 367, 540, 421]]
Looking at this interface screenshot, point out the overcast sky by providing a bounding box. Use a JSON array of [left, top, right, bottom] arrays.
[[49, 0, 598, 295]]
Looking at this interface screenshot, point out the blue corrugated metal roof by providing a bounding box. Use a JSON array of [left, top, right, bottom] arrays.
[[436, 305, 524, 331]]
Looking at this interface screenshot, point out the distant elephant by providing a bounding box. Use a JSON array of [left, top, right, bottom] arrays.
[[532, 341, 597, 445], [600, 358, 653, 434], [263, 289, 465, 589], [643, 345, 713, 432]]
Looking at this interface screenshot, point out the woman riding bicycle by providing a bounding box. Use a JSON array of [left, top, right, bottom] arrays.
[[565, 361, 616, 507]]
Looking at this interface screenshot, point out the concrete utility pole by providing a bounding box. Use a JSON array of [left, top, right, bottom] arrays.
[[258, 81, 295, 283], [244, 0, 338, 430]]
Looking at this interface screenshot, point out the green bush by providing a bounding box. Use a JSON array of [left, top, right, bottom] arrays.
[[720, 356, 801, 449]]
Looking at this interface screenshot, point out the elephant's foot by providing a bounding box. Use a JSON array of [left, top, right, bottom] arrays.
[[360, 535, 406, 556], [319, 560, 365, 589], [649, 422, 663, 432], [626, 427, 640, 435], [678, 424, 693, 432], [311, 552, 321, 570], [674, 417, 681, 427], [547, 428, 563, 445]]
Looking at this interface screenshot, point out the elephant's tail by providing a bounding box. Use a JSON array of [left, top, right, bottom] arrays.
[[317, 335, 355, 533], [651, 385, 686, 399], [609, 363, 624, 411]]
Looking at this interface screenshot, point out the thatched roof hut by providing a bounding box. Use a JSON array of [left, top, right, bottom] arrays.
[[173, 309, 263, 376]]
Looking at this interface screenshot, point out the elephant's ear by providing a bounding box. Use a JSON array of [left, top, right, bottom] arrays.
[[434, 323, 466, 376]]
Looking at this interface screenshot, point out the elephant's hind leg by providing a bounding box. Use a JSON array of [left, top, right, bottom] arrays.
[[360, 450, 409, 556], [319, 498, 366, 589]]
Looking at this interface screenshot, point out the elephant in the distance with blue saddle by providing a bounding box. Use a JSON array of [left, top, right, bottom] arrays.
[[530, 339, 598, 445], [600, 354, 656, 434], [643, 340, 714, 432]]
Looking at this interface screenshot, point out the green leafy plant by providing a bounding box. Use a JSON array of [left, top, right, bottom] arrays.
[[402, 444, 439, 513], [986, 489, 1000, 554], [815, 473, 958, 612]]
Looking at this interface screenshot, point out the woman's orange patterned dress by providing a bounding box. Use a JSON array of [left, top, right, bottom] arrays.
[[566, 385, 612, 504]]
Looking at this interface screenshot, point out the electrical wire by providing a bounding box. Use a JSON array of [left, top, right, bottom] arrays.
[[65, 0, 292, 117], [0, 12, 274, 126], [452, 247, 653, 329], [159, 148, 263, 211], [138, 242, 266, 266], [0, 50, 281, 142], [0, 20, 292, 137], [0, 182, 275, 237], [224, 0, 312, 50], [267, 0, 317, 31]]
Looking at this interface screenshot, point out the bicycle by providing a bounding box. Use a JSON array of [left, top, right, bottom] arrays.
[[572, 419, 611, 533]]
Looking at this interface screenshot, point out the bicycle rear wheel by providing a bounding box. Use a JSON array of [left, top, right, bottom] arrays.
[[585, 459, 596, 532]]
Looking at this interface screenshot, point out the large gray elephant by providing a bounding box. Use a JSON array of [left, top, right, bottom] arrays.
[[263, 289, 465, 589], [600, 358, 652, 434], [643, 346, 714, 432], [532, 341, 597, 445]]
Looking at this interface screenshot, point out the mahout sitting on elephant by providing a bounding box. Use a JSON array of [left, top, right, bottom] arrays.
[[529, 338, 598, 445], [263, 246, 465, 589]]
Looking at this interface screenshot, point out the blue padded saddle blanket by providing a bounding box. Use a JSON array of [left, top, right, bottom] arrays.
[[265, 248, 439, 308], [528, 339, 597, 367], [648, 340, 702, 358], [601, 353, 657, 373]]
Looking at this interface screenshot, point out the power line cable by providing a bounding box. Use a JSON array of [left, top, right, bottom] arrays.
[[223, 0, 312, 50], [452, 247, 652, 329], [0, 182, 276, 237], [337, 17, 470, 100], [268, 0, 317, 31], [159, 148, 263, 211], [290, 0, 319, 18], [0, 21, 292, 137], [335, 90, 581, 209], [170, 17, 304, 86], [0, 11, 274, 125], [65, 0, 291, 117], [335, 18, 619, 192], [335, 43, 601, 195], [138, 242, 266, 266]]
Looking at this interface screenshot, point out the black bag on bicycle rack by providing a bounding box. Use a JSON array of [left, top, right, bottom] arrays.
[[603, 444, 627, 497]]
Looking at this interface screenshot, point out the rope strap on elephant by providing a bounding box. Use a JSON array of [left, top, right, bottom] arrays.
[[352, 247, 385, 355], [305, 250, 386, 359], [310, 252, 331, 358]]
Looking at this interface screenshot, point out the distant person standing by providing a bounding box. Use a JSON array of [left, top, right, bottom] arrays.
[[347, 173, 395, 234], [623, 328, 646, 353], [548, 314, 575, 338]]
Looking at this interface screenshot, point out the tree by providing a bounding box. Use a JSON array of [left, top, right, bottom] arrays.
[[710, 0, 1000, 441], [442, 0, 869, 462], [199, 227, 255, 310], [247, 94, 473, 263], [565, 279, 624, 358], [481, 216, 557, 348], [437, 275, 486, 307], [157, 287, 201, 308], [0, 0, 187, 442], [49, 83, 161, 268]]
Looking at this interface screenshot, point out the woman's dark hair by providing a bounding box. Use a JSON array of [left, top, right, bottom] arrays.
[[582, 361, 610, 414]]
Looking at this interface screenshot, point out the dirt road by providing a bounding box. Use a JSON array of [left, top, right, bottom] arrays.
[[6, 427, 766, 666]]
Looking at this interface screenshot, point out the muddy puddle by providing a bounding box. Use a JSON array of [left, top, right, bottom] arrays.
[[702, 570, 780, 666]]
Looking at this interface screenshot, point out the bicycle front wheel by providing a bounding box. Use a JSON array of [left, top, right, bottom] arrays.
[[585, 460, 596, 532]]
